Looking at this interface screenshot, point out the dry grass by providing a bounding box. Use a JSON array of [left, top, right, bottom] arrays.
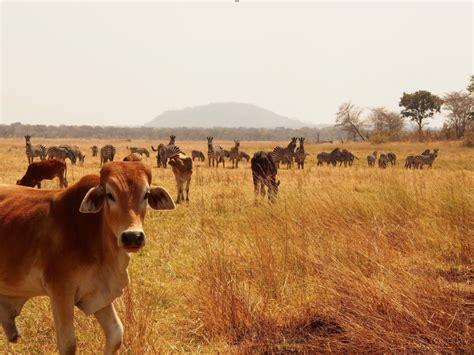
[[0, 138, 472, 353]]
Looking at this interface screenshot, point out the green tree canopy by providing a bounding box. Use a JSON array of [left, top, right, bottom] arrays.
[[399, 90, 443, 137]]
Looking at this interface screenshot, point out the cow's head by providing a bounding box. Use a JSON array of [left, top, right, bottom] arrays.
[[79, 162, 175, 252]]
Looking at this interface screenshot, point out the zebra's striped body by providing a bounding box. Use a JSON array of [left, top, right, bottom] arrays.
[[316, 148, 340, 166], [270, 137, 297, 169], [24, 135, 47, 164], [206, 136, 225, 168], [127, 146, 150, 158], [47, 146, 76, 164], [294, 137, 309, 169], [238, 151, 250, 162], [59, 145, 84, 165], [413, 149, 439, 169], [100, 145, 116, 166], [387, 152, 397, 166], [251, 151, 280, 202], [367, 151, 377, 167], [378, 154, 389, 169], [191, 150, 205, 162], [90, 145, 98, 157], [229, 140, 240, 168]]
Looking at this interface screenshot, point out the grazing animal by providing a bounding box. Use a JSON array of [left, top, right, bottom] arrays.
[[47, 146, 77, 164], [206, 136, 225, 168], [251, 151, 280, 202], [405, 155, 415, 169], [59, 145, 85, 165], [151, 136, 182, 168], [167, 147, 193, 204], [90, 145, 98, 157], [100, 145, 116, 166], [336, 149, 357, 167], [367, 151, 377, 167], [191, 150, 205, 162], [317, 148, 340, 166], [123, 153, 142, 162], [295, 137, 309, 169], [24, 135, 47, 164], [229, 140, 240, 168], [271, 137, 297, 169], [16, 159, 68, 188], [413, 149, 439, 169], [238, 151, 250, 162], [127, 146, 150, 158], [387, 152, 397, 166], [0, 162, 175, 354], [378, 154, 389, 169]]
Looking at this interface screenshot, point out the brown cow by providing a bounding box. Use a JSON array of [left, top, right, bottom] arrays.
[[0, 162, 175, 354], [123, 152, 142, 162], [17, 159, 68, 188]]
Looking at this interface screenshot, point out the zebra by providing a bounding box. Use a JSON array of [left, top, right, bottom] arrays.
[[127, 146, 150, 158], [47, 146, 76, 164], [191, 150, 205, 162], [316, 148, 340, 166], [251, 151, 280, 202], [152, 140, 185, 168], [405, 155, 415, 169], [413, 149, 439, 169], [229, 140, 240, 168], [378, 153, 389, 169], [59, 145, 84, 165], [90, 145, 98, 157], [167, 146, 193, 204], [24, 135, 47, 164], [387, 152, 397, 166], [206, 136, 225, 167], [169, 135, 176, 145], [367, 151, 377, 167], [238, 151, 250, 162], [270, 137, 297, 169], [294, 137, 309, 169], [100, 145, 116, 166]]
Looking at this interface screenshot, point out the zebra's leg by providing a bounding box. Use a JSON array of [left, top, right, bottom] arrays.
[[236, 158, 238, 168]]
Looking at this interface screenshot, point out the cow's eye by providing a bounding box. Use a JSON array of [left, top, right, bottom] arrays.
[[144, 191, 150, 200], [106, 193, 115, 202]]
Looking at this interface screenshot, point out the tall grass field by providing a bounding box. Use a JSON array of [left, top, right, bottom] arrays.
[[0, 138, 472, 353]]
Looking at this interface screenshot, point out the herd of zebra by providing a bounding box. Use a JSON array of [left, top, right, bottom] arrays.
[[21, 135, 440, 203]]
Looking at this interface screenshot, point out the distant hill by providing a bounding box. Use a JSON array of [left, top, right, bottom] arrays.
[[145, 102, 325, 129]]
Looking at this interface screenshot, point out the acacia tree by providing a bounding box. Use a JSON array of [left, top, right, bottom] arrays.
[[467, 75, 474, 93], [335, 101, 366, 141], [399, 90, 443, 137], [369, 107, 405, 140], [442, 91, 474, 138]]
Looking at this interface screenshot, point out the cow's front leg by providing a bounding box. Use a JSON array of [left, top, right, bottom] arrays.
[[0, 296, 27, 342], [94, 304, 123, 355], [50, 293, 76, 355]]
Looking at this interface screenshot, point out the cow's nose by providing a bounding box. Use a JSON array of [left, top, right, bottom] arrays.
[[121, 231, 145, 248]]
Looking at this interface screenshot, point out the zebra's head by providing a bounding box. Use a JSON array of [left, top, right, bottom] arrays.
[[207, 136, 214, 147], [169, 135, 176, 145], [234, 140, 240, 147], [24, 135, 31, 143]]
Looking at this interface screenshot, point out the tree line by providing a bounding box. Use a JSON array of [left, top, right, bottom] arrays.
[[335, 76, 474, 142]]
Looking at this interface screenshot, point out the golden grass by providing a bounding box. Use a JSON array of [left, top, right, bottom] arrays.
[[0, 138, 472, 353]]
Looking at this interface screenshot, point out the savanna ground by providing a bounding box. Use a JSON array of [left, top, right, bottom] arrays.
[[0, 138, 472, 353]]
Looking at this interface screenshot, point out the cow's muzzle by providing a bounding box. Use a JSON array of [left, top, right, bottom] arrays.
[[121, 230, 145, 251]]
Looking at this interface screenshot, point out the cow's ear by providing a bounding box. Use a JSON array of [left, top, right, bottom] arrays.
[[79, 186, 105, 213], [148, 186, 175, 211]]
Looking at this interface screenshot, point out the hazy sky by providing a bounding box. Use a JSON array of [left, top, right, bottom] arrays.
[[1, 1, 472, 127]]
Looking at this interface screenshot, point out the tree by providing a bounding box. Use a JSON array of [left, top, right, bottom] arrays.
[[442, 91, 474, 138], [335, 101, 366, 141], [467, 75, 474, 93], [399, 90, 443, 137], [368, 107, 404, 140]]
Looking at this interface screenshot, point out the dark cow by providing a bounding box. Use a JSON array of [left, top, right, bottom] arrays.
[[251, 151, 280, 202], [16, 159, 68, 188]]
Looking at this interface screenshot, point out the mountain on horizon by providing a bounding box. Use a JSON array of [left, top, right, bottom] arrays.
[[145, 102, 328, 129]]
